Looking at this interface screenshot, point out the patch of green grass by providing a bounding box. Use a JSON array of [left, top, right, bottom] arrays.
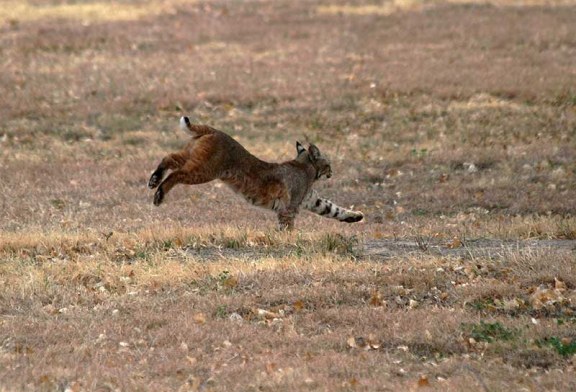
[[468, 298, 498, 312], [551, 88, 576, 107], [214, 304, 229, 319], [538, 337, 576, 357], [556, 317, 576, 326], [122, 136, 146, 146], [161, 240, 176, 250], [62, 127, 94, 142], [49, 199, 66, 210], [209, 233, 248, 249], [410, 148, 428, 159], [461, 321, 517, 343], [412, 209, 428, 217]]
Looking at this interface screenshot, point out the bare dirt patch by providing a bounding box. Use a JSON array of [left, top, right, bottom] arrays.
[[364, 238, 576, 260]]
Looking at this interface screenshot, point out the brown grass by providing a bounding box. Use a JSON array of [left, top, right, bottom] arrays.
[[1, 0, 576, 390]]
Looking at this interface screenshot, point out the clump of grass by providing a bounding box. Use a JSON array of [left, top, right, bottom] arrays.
[[461, 321, 518, 343], [318, 233, 360, 258], [538, 337, 576, 357]]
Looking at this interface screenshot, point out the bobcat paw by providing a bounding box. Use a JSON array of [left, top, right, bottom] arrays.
[[148, 173, 161, 189], [153, 189, 164, 206]]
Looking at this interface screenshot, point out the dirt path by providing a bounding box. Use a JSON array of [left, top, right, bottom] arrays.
[[362, 238, 576, 260]]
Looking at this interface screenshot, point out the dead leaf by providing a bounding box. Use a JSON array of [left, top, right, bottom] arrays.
[[66, 381, 82, 392], [370, 290, 383, 306], [265, 362, 277, 374], [347, 336, 358, 349], [555, 278, 567, 292], [223, 276, 238, 289], [367, 334, 381, 349], [348, 336, 379, 350], [293, 300, 305, 312], [447, 238, 462, 249], [417, 375, 430, 387], [530, 286, 565, 310], [256, 308, 280, 320], [43, 304, 57, 315], [193, 313, 206, 325]]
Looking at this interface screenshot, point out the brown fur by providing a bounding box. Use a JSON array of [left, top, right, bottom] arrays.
[[149, 117, 333, 230]]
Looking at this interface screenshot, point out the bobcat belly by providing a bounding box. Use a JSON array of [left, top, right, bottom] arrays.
[[222, 176, 287, 212], [244, 195, 285, 211]]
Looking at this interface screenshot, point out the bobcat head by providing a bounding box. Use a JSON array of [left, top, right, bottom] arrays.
[[296, 141, 332, 179]]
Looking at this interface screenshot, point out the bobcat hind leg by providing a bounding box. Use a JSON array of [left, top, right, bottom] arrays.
[[148, 154, 187, 189], [153, 166, 214, 206]]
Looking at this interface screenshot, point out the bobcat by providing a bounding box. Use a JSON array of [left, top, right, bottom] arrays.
[[148, 117, 364, 230]]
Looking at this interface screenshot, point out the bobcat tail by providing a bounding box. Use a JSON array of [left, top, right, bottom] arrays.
[[179, 116, 213, 137], [303, 190, 364, 223]]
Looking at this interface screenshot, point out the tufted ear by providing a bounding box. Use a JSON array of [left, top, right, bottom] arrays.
[[296, 141, 306, 156], [308, 144, 321, 162]]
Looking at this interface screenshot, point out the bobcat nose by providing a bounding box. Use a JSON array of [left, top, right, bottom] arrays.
[[327, 172, 332, 179]]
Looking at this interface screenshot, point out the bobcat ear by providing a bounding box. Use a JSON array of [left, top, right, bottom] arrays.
[[296, 141, 306, 156], [308, 144, 321, 161]]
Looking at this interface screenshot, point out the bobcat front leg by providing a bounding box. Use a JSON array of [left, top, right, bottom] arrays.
[[277, 189, 306, 231], [277, 208, 297, 231]]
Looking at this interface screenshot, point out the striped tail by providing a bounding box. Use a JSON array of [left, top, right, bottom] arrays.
[[179, 116, 214, 137], [302, 190, 364, 223]]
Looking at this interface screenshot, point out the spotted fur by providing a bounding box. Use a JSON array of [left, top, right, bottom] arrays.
[[302, 190, 364, 223], [149, 117, 363, 230]]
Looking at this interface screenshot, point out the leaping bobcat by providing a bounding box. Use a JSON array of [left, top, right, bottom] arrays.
[[148, 117, 364, 230]]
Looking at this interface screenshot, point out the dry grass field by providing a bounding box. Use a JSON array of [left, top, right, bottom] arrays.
[[1, 0, 576, 390]]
